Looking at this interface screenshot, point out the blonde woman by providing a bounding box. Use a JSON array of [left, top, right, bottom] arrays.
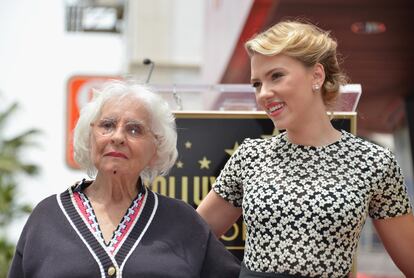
[[197, 21, 414, 277]]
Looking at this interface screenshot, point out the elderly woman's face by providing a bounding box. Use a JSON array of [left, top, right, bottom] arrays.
[[90, 97, 157, 177]]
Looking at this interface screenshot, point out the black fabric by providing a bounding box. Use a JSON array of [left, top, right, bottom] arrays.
[[60, 189, 114, 278], [9, 195, 101, 278], [240, 263, 304, 277], [114, 186, 154, 266], [8, 187, 240, 278], [239, 263, 348, 278]]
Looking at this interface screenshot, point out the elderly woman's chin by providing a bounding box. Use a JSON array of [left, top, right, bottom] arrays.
[[95, 160, 132, 176], [100, 165, 122, 176]]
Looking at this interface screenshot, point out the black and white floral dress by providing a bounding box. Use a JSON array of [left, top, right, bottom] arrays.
[[213, 130, 412, 277]]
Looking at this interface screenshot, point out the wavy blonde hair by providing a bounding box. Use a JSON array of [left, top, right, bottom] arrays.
[[245, 20, 348, 106]]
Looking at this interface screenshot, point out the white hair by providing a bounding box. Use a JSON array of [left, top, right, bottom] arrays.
[[73, 79, 178, 182]]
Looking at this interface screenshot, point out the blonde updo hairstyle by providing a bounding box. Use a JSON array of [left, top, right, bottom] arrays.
[[245, 20, 347, 106]]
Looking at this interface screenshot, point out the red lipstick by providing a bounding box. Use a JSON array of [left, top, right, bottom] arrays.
[[104, 152, 128, 159]]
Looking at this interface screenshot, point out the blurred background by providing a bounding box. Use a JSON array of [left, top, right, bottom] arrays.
[[0, 0, 413, 277]]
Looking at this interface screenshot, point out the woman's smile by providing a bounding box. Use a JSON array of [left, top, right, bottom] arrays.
[[265, 101, 286, 117]]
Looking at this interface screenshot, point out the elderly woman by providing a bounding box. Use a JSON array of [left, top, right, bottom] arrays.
[[8, 80, 240, 278]]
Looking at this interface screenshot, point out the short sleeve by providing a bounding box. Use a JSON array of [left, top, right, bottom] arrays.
[[213, 140, 247, 207], [369, 152, 413, 219]]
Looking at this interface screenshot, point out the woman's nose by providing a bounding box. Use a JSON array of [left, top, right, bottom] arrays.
[[257, 84, 273, 100], [110, 126, 126, 144]]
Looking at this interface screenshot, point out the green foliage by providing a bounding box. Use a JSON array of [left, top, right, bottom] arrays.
[[0, 239, 14, 278], [0, 101, 40, 277]]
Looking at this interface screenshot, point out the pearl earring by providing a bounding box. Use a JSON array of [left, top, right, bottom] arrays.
[[312, 84, 320, 92]]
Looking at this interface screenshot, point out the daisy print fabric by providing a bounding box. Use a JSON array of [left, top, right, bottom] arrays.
[[213, 130, 412, 277]]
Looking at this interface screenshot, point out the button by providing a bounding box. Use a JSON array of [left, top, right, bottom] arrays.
[[108, 266, 116, 276]]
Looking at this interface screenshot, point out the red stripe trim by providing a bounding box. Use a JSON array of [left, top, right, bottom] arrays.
[[112, 195, 145, 252], [74, 191, 95, 227]]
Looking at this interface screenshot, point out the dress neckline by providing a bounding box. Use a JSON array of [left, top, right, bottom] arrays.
[[280, 129, 347, 150]]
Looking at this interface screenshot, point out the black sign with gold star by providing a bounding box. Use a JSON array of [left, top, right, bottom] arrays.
[[149, 111, 356, 260]]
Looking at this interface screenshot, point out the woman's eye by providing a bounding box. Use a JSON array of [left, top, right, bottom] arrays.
[[99, 121, 115, 130], [126, 124, 144, 137], [271, 72, 283, 80], [252, 82, 262, 92], [252, 82, 261, 88]]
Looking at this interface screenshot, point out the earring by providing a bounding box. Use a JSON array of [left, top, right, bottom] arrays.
[[312, 84, 320, 92]]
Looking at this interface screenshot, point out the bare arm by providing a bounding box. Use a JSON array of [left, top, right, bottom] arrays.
[[197, 190, 242, 237], [373, 213, 414, 277]]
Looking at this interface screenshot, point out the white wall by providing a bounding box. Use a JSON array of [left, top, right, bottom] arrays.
[[125, 0, 204, 85], [202, 0, 253, 83], [127, 0, 204, 67], [0, 0, 124, 241]]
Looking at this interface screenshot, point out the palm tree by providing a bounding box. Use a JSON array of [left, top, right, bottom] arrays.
[[0, 101, 40, 277]]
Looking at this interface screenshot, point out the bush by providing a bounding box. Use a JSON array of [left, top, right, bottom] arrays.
[[0, 102, 40, 277]]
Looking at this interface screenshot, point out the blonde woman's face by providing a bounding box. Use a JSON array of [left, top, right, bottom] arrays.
[[250, 53, 321, 130], [89, 97, 157, 177]]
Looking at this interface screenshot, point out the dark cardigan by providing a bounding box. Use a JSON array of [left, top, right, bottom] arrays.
[[8, 186, 240, 278]]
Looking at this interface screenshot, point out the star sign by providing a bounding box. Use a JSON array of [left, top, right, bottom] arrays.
[[225, 142, 240, 156], [185, 141, 192, 149], [176, 161, 184, 168], [198, 156, 211, 169]]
